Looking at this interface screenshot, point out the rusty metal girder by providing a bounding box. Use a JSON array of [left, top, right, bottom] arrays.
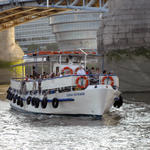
[[0, 6, 70, 31], [0, 0, 108, 31]]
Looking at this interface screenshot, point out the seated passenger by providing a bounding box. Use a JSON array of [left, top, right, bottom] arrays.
[[46, 73, 49, 78], [50, 72, 55, 78], [56, 72, 60, 77]]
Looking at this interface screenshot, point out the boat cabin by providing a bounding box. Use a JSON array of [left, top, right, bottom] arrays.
[[10, 50, 119, 95]]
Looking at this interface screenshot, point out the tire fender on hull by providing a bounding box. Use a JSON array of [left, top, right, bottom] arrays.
[[26, 96, 32, 105], [35, 98, 40, 108], [41, 97, 47, 109], [52, 98, 59, 108], [114, 95, 123, 108]]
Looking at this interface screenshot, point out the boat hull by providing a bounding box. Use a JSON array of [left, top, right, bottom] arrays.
[[9, 85, 119, 116]]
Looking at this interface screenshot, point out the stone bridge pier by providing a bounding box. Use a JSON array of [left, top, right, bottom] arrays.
[[0, 27, 24, 62], [97, 0, 150, 92], [0, 27, 24, 84]]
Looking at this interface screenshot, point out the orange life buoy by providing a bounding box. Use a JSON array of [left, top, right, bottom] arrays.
[[74, 67, 80, 75], [61, 67, 73, 75], [76, 76, 89, 89], [101, 76, 114, 86]]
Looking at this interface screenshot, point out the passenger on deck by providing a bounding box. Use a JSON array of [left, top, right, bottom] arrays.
[[103, 70, 107, 75], [56, 72, 60, 77], [28, 75, 33, 81], [89, 67, 98, 85], [33, 66, 38, 78], [43, 72, 46, 76], [108, 71, 114, 76], [25, 75, 29, 81], [95, 68, 100, 80], [85, 67, 92, 75], [60, 71, 64, 77], [91, 67, 96, 75], [76, 65, 86, 75], [96, 68, 100, 74], [50, 72, 55, 78], [46, 73, 49, 79]]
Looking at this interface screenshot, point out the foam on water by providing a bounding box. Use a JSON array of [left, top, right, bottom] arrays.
[[0, 100, 150, 150]]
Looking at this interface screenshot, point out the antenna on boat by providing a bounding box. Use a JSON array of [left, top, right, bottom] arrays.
[[59, 52, 62, 64], [79, 48, 88, 69]]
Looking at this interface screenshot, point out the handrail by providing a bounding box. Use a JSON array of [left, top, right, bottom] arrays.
[[11, 74, 117, 82]]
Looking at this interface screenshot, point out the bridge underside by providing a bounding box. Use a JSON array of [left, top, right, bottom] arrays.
[[0, 7, 69, 32], [0, 0, 108, 31]]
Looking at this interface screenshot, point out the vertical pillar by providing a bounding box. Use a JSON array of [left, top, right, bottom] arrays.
[[0, 27, 24, 61]]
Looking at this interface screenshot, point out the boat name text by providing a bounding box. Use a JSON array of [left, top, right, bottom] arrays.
[[66, 92, 85, 97]]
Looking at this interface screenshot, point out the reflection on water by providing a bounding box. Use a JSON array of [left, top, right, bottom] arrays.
[[0, 99, 150, 150]]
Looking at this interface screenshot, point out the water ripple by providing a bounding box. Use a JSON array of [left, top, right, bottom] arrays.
[[0, 100, 150, 150]]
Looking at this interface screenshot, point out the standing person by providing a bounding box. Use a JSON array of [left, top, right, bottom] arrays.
[[96, 68, 100, 74], [95, 68, 100, 80], [91, 67, 96, 75], [85, 67, 89, 75], [76, 65, 86, 75], [33, 66, 38, 78], [25, 75, 29, 81], [37, 74, 42, 94]]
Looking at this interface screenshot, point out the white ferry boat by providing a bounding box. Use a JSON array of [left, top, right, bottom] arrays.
[[6, 50, 123, 118]]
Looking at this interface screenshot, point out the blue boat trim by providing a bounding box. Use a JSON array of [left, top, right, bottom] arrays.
[[47, 98, 74, 102], [21, 98, 74, 102]]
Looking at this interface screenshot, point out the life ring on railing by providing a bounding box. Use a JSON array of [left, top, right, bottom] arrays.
[[101, 76, 114, 86], [61, 66, 73, 75], [76, 76, 89, 89], [74, 67, 80, 75]]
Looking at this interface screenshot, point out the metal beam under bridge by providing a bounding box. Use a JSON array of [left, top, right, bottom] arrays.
[[0, 0, 108, 31]]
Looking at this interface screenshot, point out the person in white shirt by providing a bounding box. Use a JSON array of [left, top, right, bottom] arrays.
[[76, 65, 86, 75], [60, 71, 64, 77]]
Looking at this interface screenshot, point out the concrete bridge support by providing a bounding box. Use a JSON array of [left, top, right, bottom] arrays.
[[0, 27, 24, 61], [0, 27, 24, 84], [97, 0, 150, 92], [97, 0, 150, 52]]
